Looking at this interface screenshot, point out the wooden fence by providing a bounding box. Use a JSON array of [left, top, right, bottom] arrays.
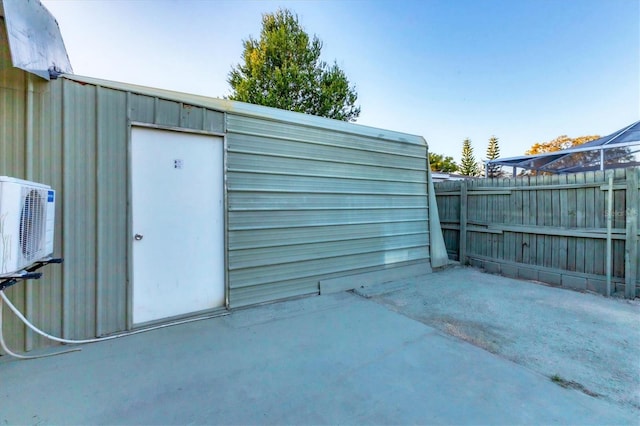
[[434, 167, 639, 298]]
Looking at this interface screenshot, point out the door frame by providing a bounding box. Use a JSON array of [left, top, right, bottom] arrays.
[[126, 122, 229, 330]]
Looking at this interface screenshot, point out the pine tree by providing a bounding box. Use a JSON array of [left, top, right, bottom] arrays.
[[460, 138, 478, 176], [485, 136, 502, 178]]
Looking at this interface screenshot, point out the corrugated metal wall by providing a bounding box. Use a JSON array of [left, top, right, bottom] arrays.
[[226, 116, 429, 306], [1, 67, 430, 353], [1, 64, 64, 351]]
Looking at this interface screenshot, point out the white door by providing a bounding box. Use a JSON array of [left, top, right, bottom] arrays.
[[131, 127, 224, 325]]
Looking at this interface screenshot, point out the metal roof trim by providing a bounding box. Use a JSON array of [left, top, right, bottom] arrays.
[[490, 139, 640, 165], [60, 74, 427, 146], [487, 120, 640, 170]]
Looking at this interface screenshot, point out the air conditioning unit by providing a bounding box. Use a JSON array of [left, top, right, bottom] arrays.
[[0, 177, 56, 277]]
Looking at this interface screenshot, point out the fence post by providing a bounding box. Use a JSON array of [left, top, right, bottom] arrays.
[[625, 168, 638, 299], [459, 180, 468, 265], [606, 171, 614, 297]]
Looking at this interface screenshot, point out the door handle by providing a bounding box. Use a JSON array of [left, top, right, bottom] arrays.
[[134, 234, 143, 241]]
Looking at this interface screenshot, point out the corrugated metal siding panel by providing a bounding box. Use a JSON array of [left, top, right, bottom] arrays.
[[0, 68, 28, 352], [229, 221, 428, 249], [231, 247, 428, 287], [229, 152, 425, 182], [229, 173, 425, 196], [229, 208, 425, 229], [180, 103, 204, 129], [128, 93, 225, 133], [95, 86, 128, 335], [27, 77, 64, 350], [231, 278, 319, 307], [0, 71, 68, 352], [0, 71, 26, 174], [155, 99, 180, 127], [61, 79, 98, 339], [226, 116, 430, 307], [230, 234, 429, 269], [229, 133, 422, 170], [129, 93, 155, 123], [204, 110, 225, 133], [229, 192, 427, 210], [228, 115, 425, 157]]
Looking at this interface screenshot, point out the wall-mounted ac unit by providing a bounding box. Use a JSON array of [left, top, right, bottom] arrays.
[[0, 177, 56, 277]]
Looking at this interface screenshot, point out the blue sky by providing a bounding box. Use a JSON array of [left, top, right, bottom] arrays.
[[41, 0, 639, 162]]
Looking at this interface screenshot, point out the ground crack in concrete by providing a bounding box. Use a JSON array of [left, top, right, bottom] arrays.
[[550, 374, 601, 398]]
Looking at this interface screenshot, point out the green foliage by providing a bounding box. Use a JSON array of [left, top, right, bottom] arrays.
[[523, 134, 602, 175], [525, 134, 600, 155], [228, 9, 360, 121], [485, 136, 502, 178], [460, 138, 479, 176], [429, 152, 459, 172]]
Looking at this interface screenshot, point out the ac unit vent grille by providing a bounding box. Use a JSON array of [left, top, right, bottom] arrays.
[[0, 177, 55, 277], [19, 188, 46, 261]]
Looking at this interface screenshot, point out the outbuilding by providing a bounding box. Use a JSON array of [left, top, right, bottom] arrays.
[[0, 1, 446, 353]]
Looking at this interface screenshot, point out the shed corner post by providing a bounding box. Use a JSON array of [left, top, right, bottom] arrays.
[[625, 168, 638, 299], [459, 180, 468, 265]]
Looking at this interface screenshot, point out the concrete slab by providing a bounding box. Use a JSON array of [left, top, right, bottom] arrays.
[[0, 287, 637, 425], [367, 266, 640, 416]]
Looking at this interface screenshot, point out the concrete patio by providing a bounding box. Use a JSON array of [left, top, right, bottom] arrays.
[[1, 268, 638, 425]]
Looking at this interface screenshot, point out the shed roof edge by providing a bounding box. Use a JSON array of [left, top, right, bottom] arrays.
[[60, 74, 427, 147]]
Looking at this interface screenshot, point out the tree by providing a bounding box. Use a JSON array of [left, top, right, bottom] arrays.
[[525, 135, 600, 155], [485, 136, 502, 178], [228, 9, 361, 121], [459, 138, 479, 176], [523, 134, 603, 175], [429, 152, 459, 173]]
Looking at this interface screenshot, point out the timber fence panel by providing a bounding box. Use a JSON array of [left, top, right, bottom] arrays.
[[434, 167, 640, 297]]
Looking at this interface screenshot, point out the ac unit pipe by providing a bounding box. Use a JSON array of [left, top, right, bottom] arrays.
[[0, 299, 81, 359], [0, 290, 226, 360]]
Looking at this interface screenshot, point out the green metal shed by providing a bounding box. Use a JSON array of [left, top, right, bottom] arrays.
[[0, 8, 442, 353]]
